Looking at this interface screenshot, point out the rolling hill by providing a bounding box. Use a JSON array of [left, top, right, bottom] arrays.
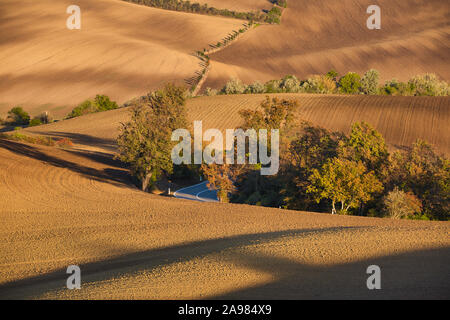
[[23, 94, 450, 156], [0, 0, 244, 118], [203, 0, 450, 90]]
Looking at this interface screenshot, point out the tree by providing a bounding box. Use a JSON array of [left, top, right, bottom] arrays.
[[222, 78, 246, 94], [201, 163, 237, 202], [338, 72, 361, 94], [307, 158, 383, 214], [383, 187, 422, 219], [339, 122, 389, 175], [116, 84, 187, 191], [408, 73, 449, 96], [360, 69, 379, 95], [67, 95, 118, 119], [7, 107, 30, 125], [388, 140, 449, 220]]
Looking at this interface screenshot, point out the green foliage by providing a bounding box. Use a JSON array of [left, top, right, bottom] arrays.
[[325, 70, 339, 81], [239, 96, 298, 133], [222, 78, 246, 94], [67, 95, 118, 119], [280, 75, 301, 93], [388, 140, 449, 220], [383, 187, 422, 219], [338, 72, 361, 94], [7, 107, 30, 125], [308, 158, 383, 214], [116, 84, 187, 191], [245, 81, 265, 94], [29, 118, 42, 127], [339, 122, 389, 174], [264, 79, 282, 93], [302, 75, 336, 94], [204, 87, 218, 96], [123, 0, 283, 24], [360, 69, 379, 95], [408, 73, 449, 96]]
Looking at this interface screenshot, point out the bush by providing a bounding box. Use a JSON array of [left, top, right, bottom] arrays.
[[280, 75, 301, 93], [325, 70, 339, 81], [222, 78, 246, 94], [67, 95, 118, 119], [29, 118, 42, 127], [264, 79, 282, 93], [245, 81, 265, 94], [383, 187, 422, 219], [302, 75, 336, 94], [408, 73, 449, 96], [338, 72, 361, 94], [7, 107, 30, 125], [204, 87, 218, 96], [360, 69, 379, 95]]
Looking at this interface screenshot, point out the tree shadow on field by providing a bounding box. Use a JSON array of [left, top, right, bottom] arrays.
[[32, 131, 117, 152], [0, 139, 131, 188], [210, 247, 450, 300], [0, 227, 355, 299], [0, 226, 449, 300]]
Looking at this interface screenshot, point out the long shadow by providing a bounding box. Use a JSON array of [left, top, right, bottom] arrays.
[[211, 246, 450, 300], [0, 227, 356, 299], [30, 131, 117, 152], [0, 139, 130, 188]]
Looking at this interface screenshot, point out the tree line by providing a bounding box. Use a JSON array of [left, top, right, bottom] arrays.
[[205, 70, 449, 96], [122, 0, 285, 24]]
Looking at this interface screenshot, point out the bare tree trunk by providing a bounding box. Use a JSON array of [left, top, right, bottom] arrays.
[[331, 200, 336, 215], [142, 172, 152, 192]]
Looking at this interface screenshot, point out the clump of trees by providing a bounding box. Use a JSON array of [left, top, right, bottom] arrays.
[[3, 107, 53, 127], [67, 95, 118, 119], [6, 107, 30, 125], [124, 0, 285, 24], [116, 84, 188, 191], [200, 96, 448, 220], [211, 71, 449, 97]]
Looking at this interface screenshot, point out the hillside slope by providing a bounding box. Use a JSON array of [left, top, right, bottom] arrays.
[[0, 139, 448, 299], [24, 94, 450, 156], [204, 0, 450, 89], [0, 0, 244, 118]]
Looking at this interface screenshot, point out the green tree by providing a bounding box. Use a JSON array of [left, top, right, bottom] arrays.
[[307, 158, 383, 214], [7, 107, 30, 125], [339, 122, 389, 175], [116, 84, 187, 191], [388, 140, 449, 220], [360, 69, 379, 95], [338, 72, 361, 94]]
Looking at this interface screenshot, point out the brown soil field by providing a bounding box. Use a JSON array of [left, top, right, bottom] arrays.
[[204, 0, 450, 89], [23, 94, 450, 156], [195, 0, 272, 12], [0, 0, 244, 118], [0, 139, 449, 299]]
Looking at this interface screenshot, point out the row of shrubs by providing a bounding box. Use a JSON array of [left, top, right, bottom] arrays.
[[123, 0, 285, 24], [205, 71, 449, 96]]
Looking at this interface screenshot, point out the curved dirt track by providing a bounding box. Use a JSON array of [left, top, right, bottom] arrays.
[[0, 139, 449, 299], [204, 0, 450, 89], [0, 0, 244, 118], [24, 94, 450, 156]]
